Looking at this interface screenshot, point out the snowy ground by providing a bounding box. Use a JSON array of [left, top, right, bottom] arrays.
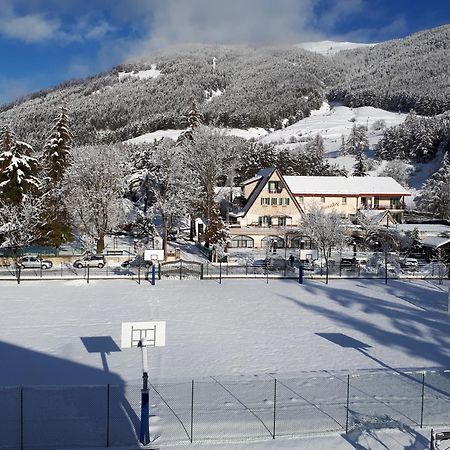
[[1, 279, 449, 385], [1, 279, 449, 448]]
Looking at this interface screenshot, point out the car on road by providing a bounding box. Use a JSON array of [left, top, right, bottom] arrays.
[[73, 255, 105, 269], [18, 256, 53, 270], [121, 255, 153, 269]]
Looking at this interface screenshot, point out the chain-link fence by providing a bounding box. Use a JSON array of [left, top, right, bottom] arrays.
[[0, 262, 155, 284], [1, 370, 449, 449]]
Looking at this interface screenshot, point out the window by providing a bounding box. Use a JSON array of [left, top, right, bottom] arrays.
[[374, 197, 380, 209], [342, 197, 347, 205], [297, 196, 304, 203], [271, 197, 277, 205], [230, 235, 254, 248], [284, 198, 290, 206], [258, 216, 272, 226], [260, 197, 270, 206], [278, 216, 287, 226], [321, 197, 326, 203], [278, 198, 283, 205], [268, 181, 282, 193], [390, 197, 401, 209]]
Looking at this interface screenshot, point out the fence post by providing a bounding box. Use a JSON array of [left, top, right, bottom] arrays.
[[219, 261, 222, 284], [179, 260, 182, 280], [138, 263, 141, 285], [420, 371, 425, 428], [106, 262, 109, 277], [158, 263, 161, 280], [200, 264, 204, 280], [345, 374, 350, 433], [151, 264, 156, 285], [190, 380, 194, 443], [61, 262, 63, 278], [87, 263, 90, 284], [106, 384, 110, 447], [298, 264, 304, 284], [272, 378, 277, 439], [21, 386, 24, 450]]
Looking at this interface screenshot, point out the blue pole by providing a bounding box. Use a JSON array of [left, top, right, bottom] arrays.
[[298, 264, 304, 284], [140, 373, 150, 445], [151, 264, 156, 286]]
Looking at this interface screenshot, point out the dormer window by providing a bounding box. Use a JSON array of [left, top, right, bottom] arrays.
[[268, 181, 282, 193]]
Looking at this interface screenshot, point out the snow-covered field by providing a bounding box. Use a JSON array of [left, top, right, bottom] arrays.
[[1, 279, 449, 449], [1, 279, 449, 385], [260, 102, 408, 155]]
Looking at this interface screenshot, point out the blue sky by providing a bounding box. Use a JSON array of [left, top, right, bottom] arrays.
[[1, 0, 449, 105]]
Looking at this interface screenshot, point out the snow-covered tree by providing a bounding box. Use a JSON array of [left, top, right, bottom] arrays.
[[63, 144, 131, 253], [380, 159, 412, 188], [352, 151, 368, 176], [42, 107, 73, 183], [415, 153, 450, 219], [0, 196, 43, 259], [305, 134, 325, 158], [205, 203, 229, 255], [177, 101, 205, 144], [345, 125, 369, 155], [181, 126, 239, 227], [0, 126, 40, 204], [339, 134, 347, 156], [38, 108, 74, 249], [134, 138, 191, 258], [301, 205, 347, 284]]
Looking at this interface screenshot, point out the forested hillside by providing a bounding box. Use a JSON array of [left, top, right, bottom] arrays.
[[0, 25, 449, 153], [0, 46, 335, 149], [329, 25, 450, 115]]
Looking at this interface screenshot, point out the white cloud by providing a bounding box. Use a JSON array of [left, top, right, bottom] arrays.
[[0, 13, 61, 43], [131, 0, 322, 54]]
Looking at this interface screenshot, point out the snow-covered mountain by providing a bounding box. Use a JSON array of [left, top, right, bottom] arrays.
[[297, 40, 375, 56]]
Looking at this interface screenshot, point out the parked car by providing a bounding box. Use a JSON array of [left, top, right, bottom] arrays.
[[18, 256, 53, 270], [121, 255, 153, 269], [73, 255, 105, 269], [340, 257, 357, 269], [400, 258, 419, 271]]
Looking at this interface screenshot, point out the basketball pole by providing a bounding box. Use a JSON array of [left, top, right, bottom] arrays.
[[138, 338, 150, 445]]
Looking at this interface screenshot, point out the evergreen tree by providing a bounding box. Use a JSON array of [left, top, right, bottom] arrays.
[[37, 108, 74, 249], [177, 101, 204, 144], [345, 125, 369, 155], [0, 126, 40, 204], [352, 151, 368, 176], [205, 203, 230, 258], [415, 153, 450, 219], [42, 107, 73, 183], [339, 134, 347, 156], [305, 134, 325, 158]]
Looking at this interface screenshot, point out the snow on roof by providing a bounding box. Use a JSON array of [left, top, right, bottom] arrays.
[[396, 224, 450, 235], [284, 176, 411, 196], [421, 236, 450, 248]]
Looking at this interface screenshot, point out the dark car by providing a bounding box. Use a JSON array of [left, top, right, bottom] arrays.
[[73, 255, 105, 269], [121, 255, 153, 269], [340, 257, 357, 268]]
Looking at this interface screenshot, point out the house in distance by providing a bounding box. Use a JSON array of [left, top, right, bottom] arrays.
[[227, 168, 411, 250]]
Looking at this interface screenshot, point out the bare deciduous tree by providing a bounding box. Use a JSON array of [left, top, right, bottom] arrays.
[[63, 144, 130, 253], [301, 205, 347, 284]]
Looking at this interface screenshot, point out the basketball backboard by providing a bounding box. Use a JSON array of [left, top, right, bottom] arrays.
[[121, 321, 166, 348]]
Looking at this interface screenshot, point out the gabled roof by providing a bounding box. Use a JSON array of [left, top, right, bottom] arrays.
[[284, 176, 411, 196], [241, 168, 276, 216], [239, 168, 303, 217]]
